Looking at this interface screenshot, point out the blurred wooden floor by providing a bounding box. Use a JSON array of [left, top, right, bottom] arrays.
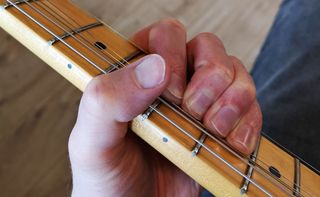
[[0, 0, 280, 196]]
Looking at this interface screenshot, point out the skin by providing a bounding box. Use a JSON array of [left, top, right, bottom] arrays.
[[68, 19, 262, 197]]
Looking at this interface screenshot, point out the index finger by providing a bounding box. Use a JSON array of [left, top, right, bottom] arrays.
[[131, 18, 187, 104]]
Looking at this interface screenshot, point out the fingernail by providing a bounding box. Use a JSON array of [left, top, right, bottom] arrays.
[[167, 73, 184, 99], [135, 54, 166, 88], [232, 124, 257, 153], [210, 105, 240, 137], [186, 89, 214, 118]]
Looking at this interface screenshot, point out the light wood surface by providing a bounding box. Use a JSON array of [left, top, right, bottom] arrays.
[[0, 0, 285, 196]]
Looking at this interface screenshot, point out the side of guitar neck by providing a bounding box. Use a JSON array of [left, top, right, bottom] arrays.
[[0, 0, 319, 196]]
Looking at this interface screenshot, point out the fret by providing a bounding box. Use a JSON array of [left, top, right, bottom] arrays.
[[147, 103, 251, 196], [27, 0, 118, 74], [142, 99, 161, 120], [293, 158, 301, 196], [5, 0, 139, 77], [191, 133, 207, 157], [1, 0, 319, 196], [247, 138, 319, 196], [48, 21, 103, 45], [240, 136, 261, 194], [105, 50, 144, 73], [198, 136, 248, 195], [3, 0, 35, 9], [114, 50, 144, 68], [248, 138, 301, 196]]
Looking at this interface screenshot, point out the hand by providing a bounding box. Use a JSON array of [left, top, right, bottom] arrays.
[[183, 33, 261, 154], [68, 19, 262, 197]]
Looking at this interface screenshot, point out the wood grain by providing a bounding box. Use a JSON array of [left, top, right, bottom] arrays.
[[0, 0, 281, 196]]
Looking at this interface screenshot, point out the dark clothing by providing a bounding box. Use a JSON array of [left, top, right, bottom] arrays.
[[252, 0, 320, 170], [203, 0, 320, 196]]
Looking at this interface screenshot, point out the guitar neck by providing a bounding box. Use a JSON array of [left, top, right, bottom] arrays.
[[1, 0, 319, 196]]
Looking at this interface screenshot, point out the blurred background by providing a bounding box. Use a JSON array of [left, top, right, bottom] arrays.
[[0, 0, 280, 196]]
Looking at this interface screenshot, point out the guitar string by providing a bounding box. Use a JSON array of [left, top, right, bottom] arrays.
[[10, 0, 302, 195], [37, 2, 295, 189], [61, 7, 307, 195], [6, 1, 302, 195], [35, 0, 125, 70], [27, 0, 125, 71], [31, 2, 301, 195], [5, 0, 307, 195], [42, 0, 127, 66], [24, 0, 316, 195], [160, 98, 310, 196], [5, 1, 107, 73], [46, 0, 310, 194]]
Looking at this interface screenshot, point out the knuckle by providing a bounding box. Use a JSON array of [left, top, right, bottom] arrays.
[[84, 76, 113, 110], [158, 18, 185, 32], [213, 65, 234, 83], [229, 56, 242, 65], [245, 80, 256, 98], [251, 87, 257, 102], [229, 56, 249, 74], [248, 83, 257, 100], [238, 83, 257, 103], [224, 83, 256, 112], [86, 76, 106, 98], [199, 61, 234, 84], [194, 32, 224, 48], [250, 103, 263, 131]]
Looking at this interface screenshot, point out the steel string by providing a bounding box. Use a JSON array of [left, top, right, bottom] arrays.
[[34, 0, 124, 70], [23, 0, 123, 72], [3, 1, 291, 196], [5, 0, 309, 196], [6, 1, 296, 196]]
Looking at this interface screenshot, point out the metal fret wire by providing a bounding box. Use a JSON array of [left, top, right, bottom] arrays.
[[165, 100, 313, 197], [91, 16, 312, 197], [80, 16, 305, 196], [7, 1, 297, 196], [47, 6, 300, 194], [34, 0, 123, 69], [158, 98, 309, 196], [42, 0, 114, 56], [23, 0, 316, 195], [6, 1, 299, 196], [149, 106, 270, 196], [61, 8, 309, 196], [4, 0, 106, 73], [23, 0, 123, 72], [45, 7, 306, 195], [5, 0, 309, 196], [41, 0, 137, 74]]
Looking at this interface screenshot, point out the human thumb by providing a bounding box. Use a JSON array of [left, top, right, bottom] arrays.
[[68, 54, 169, 171]]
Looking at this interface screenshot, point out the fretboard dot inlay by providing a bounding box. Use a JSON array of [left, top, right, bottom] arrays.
[[269, 166, 281, 178], [162, 137, 168, 143], [94, 41, 107, 50]]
